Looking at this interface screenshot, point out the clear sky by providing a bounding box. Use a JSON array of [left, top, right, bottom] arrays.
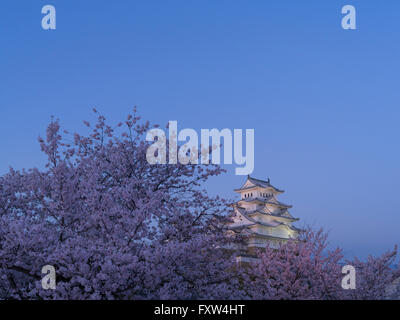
[[1, 0, 399, 259]]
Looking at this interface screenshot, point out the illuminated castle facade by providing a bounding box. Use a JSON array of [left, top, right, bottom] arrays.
[[229, 176, 300, 263]]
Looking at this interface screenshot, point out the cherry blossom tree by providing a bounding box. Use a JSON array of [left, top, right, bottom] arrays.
[[243, 228, 399, 300], [0, 109, 243, 299], [243, 229, 344, 299], [344, 247, 399, 299], [0, 109, 398, 299]]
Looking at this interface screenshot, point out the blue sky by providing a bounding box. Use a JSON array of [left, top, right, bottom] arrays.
[[1, 0, 399, 259]]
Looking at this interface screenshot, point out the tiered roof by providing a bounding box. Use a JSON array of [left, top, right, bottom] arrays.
[[233, 207, 300, 231], [235, 206, 298, 222], [229, 175, 300, 250]]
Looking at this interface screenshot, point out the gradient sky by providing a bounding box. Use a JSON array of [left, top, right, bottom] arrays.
[[1, 0, 399, 259]]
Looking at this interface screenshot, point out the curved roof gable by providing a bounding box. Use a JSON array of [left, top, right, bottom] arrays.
[[235, 175, 284, 193]]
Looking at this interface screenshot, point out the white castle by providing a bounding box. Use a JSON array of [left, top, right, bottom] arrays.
[[229, 175, 300, 263]]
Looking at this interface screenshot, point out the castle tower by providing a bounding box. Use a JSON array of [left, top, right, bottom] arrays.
[[229, 175, 300, 263]]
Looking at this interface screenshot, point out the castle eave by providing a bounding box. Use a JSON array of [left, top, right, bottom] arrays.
[[237, 197, 292, 208], [235, 206, 299, 221], [247, 231, 298, 242]]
